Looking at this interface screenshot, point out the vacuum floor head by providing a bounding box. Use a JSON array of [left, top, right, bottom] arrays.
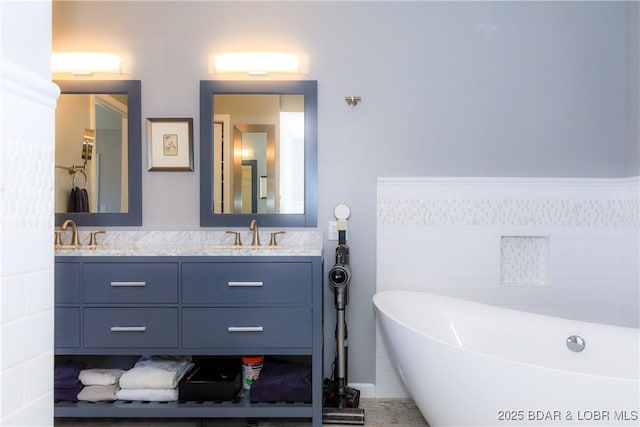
[[322, 407, 365, 425], [323, 380, 361, 408]]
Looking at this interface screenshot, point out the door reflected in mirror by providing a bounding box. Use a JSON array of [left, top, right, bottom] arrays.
[[55, 93, 129, 214], [213, 94, 304, 215]]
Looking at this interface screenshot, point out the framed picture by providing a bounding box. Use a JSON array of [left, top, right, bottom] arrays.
[[146, 118, 194, 171]]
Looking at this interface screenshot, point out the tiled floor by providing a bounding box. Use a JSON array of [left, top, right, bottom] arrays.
[[55, 398, 429, 426]]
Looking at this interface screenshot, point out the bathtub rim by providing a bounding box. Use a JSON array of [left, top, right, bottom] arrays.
[[373, 290, 639, 382]]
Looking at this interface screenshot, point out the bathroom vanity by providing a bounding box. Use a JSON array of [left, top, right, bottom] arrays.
[[54, 235, 323, 426]]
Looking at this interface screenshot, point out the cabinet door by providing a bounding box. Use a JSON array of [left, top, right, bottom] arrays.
[[182, 307, 312, 348], [55, 262, 80, 304], [55, 307, 80, 348], [182, 263, 311, 304]]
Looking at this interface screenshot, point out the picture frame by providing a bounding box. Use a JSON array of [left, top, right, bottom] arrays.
[[146, 118, 194, 171]]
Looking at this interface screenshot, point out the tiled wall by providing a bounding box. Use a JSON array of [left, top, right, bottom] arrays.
[[375, 177, 639, 397], [1, 60, 59, 424]]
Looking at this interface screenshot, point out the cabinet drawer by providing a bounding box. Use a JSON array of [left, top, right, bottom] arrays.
[[84, 308, 178, 348], [182, 263, 311, 304], [55, 307, 80, 348], [55, 263, 80, 304], [182, 307, 311, 348], [83, 263, 178, 303]]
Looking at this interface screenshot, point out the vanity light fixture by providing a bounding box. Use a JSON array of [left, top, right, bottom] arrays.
[[209, 52, 309, 76], [52, 52, 132, 75]]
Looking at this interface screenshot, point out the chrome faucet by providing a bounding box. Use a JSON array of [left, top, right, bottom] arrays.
[[249, 219, 261, 246], [60, 219, 79, 248]]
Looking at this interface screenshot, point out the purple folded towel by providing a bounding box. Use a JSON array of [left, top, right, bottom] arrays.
[[54, 378, 82, 389], [249, 358, 311, 403], [55, 360, 87, 380]]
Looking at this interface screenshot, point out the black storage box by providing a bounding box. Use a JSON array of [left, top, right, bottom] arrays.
[[179, 358, 241, 401]]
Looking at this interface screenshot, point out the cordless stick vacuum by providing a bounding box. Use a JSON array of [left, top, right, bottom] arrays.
[[323, 204, 365, 425]]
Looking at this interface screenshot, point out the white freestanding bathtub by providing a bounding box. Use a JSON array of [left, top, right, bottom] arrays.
[[373, 291, 639, 427]]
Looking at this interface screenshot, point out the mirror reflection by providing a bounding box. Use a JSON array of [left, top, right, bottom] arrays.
[[200, 80, 317, 228], [55, 93, 129, 214], [54, 80, 142, 227], [213, 94, 305, 215]]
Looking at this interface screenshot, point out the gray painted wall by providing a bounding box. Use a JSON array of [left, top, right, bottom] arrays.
[[53, 1, 639, 385]]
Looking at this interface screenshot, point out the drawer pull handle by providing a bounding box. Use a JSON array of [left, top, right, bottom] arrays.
[[228, 281, 263, 287], [110, 326, 147, 332], [227, 326, 264, 333], [110, 281, 146, 287]]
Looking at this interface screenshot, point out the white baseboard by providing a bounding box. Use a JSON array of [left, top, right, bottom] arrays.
[[348, 383, 376, 398]]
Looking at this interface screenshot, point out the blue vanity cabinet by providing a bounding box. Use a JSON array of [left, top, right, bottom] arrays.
[[54, 255, 324, 427]]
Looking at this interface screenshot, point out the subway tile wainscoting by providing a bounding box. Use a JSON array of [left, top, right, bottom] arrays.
[[376, 177, 639, 398], [2, 50, 60, 426], [54, 398, 429, 426]]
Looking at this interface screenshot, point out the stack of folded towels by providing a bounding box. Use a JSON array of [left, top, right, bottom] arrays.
[[116, 356, 194, 402], [54, 360, 86, 401], [77, 368, 125, 402]]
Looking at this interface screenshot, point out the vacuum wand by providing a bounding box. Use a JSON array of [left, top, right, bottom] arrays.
[[335, 288, 347, 408]]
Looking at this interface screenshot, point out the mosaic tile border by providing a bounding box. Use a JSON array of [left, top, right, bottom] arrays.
[[378, 178, 639, 227]]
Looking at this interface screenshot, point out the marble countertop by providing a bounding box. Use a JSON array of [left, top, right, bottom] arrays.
[[55, 244, 322, 257], [54, 230, 323, 257]]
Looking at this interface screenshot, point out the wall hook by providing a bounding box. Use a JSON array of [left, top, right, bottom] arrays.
[[345, 96, 361, 106]]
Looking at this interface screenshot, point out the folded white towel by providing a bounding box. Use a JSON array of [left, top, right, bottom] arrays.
[[119, 357, 193, 390], [79, 368, 125, 386], [77, 384, 120, 402], [116, 387, 178, 402]]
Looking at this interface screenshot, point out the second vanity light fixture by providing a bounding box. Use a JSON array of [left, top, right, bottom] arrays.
[[209, 52, 309, 76], [52, 52, 132, 75]]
